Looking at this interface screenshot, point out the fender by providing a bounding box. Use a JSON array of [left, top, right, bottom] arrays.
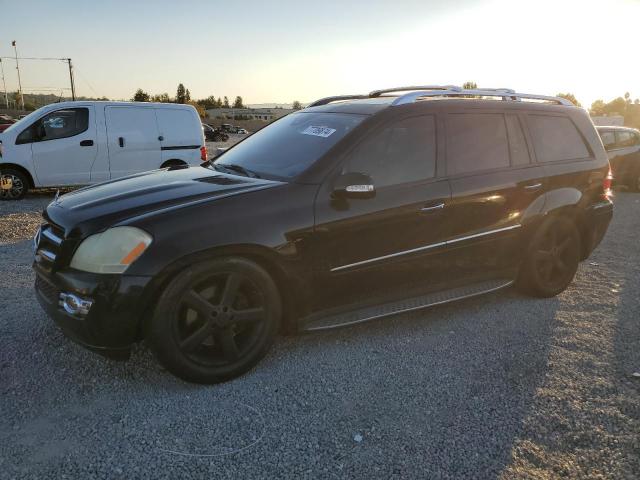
[[521, 187, 583, 226]]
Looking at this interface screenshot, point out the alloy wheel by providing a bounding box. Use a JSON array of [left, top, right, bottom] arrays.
[[531, 223, 576, 290], [174, 272, 267, 366], [0, 174, 24, 199]]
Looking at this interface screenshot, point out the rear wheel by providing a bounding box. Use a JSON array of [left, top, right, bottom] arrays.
[[0, 169, 29, 200], [146, 257, 281, 384], [516, 216, 581, 298]]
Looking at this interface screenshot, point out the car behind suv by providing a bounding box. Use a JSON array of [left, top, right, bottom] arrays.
[[596, 125, 640, 191], [33, 85, 613, 384]]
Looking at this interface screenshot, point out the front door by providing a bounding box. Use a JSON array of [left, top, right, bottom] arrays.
[[31, 106, 97, 186], [106, 106, 161, 179], [312, 113, 452, 313]]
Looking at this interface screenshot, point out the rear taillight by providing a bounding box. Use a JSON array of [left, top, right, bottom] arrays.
[[603, 167, 613, 199], [200, 146, 207, 162]]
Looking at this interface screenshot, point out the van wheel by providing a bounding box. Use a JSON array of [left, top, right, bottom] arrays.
[[160, 159, 186, 169], [146, 257, 281, 384], [0, 169, 29, 200], [516, 216, 581, 298]]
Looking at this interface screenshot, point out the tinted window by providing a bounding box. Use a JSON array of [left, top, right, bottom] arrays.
[[215, 112, 365, 179], [17, 108, 89, 144], [599, 130, 616, 150], [447, 113, 509, 175], [505, 114, 530, 166], [343, 115, 436, 186], [527, 115, 589, 162], [616, 130, 639, 148]]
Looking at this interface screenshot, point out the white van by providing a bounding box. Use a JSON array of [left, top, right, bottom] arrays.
[[0, 101, 206, 199]]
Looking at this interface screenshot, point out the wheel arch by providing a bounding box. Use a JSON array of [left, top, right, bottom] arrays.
[[160, 159, 187, 169], [137, 244, 302, 341], [0, 162, 35, 188]]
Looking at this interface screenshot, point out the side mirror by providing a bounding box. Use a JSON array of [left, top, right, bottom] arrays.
[[332, 172, 375, 199]]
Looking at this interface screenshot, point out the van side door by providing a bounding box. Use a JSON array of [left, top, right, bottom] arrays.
[[155, 107, 204, 166], [444, 110, 546, 282], [312, 113, 452, 314], [105, 106, 161, 178], [28, 106, 97, 186]]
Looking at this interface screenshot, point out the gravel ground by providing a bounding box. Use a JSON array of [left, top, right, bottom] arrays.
[[1, 191, 639, 479]]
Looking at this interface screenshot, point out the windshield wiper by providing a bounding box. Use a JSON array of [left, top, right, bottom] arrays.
[[214, 163, 261, 178]]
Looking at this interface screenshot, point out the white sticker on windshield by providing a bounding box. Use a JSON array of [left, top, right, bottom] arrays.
[[301, 125, 337, 138]]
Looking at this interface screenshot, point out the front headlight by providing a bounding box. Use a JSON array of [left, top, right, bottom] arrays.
[[70, 226, 152, 274]]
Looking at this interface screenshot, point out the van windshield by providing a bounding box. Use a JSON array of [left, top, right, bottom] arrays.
[[213, 112, 365, 179], [2, 108, 43, 134]]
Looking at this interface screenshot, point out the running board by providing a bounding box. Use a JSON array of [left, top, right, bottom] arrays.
[[301, 279, 513, 332]]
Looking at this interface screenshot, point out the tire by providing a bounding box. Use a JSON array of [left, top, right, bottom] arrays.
[[161, 160, 186, 169], [146, 257, 281, 384], [0, 168, 29, 200], [516, 215, 582, 298]]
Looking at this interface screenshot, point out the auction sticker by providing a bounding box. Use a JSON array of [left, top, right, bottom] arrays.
[[301, 125, 336, 138]]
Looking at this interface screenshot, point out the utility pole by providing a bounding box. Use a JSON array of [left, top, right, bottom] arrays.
[[67, 58, 76, 101], [0, 58, 8, 109], [11, 41, 24, 111]]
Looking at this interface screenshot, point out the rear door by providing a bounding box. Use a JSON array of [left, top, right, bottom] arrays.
[[444, 110, 546, 282], [312, 113, 452, 312], [106, 106, 161, 178], [155, 107, 203, 165], [31, 106, 97, 186]]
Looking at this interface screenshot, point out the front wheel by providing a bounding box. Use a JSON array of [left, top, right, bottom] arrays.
[[146, 257, 281, 384], [516, 216, 581, 298], [0, 169, 29, 200]]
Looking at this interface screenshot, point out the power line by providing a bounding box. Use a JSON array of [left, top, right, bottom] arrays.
[[0, 56, 67, 61]]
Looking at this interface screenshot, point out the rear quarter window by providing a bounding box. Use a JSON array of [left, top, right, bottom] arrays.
[[527, 114, 590, 162]]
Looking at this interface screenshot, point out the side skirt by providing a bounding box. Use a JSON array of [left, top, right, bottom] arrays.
[[301, 278, 514, 332]]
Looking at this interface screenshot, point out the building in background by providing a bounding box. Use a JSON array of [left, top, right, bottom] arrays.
[[206, 107, 294, 122], [591, 115, 624, 126]]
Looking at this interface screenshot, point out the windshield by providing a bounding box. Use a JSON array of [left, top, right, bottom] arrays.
[[214, 112, 365, 179], [3, 107, 45, 134]]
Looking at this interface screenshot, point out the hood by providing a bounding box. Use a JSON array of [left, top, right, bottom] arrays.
[[45, 165, 283, 236]]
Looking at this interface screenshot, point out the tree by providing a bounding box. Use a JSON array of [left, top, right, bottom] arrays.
[[292, 100, 302, 110], [590, 99, 606, 116], [197, 95, 218, 109], [223, 96, 230, 108], [216, 97, 222, 108], [462, 81, 477, 90], [176, 83, 187, 104], [151, 92, 171, 103], [132, 88, 150, 102], [233, 96, 244, 109], [556, 92, 581, 107], [188, 101, 206, 119], [185, 89, 191, 103]]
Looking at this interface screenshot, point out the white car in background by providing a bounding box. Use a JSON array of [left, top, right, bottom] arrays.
[[0, 101, 206, 199]]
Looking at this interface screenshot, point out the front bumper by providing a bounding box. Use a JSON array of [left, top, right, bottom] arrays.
[[34, 263, 154, 360]]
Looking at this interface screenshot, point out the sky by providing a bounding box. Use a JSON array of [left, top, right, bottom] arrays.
[[0, 0, 638, 107]]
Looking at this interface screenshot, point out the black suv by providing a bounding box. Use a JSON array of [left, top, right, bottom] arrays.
[[596, 125, 640, 191], [33, 86, 613, 384]]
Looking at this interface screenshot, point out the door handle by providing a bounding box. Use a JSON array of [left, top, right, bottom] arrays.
[[118, 137, 125, 148], [421, 202, 445, 212], [523, 182, 543, 190], [79, 140, 94, 147]]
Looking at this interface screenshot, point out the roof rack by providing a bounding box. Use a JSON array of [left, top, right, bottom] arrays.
[[306, 85, 573, 108], [306, 95, 368, 108]]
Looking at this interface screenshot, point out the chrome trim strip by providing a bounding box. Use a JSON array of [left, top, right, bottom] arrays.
[[446, 224, 521, 246], [42, 228, 63, 245], [331, 241, 447, 272], [421, 203, 445, 212], [38, 249, 57, 261], [305, 280, 514, 331], [330, 224, 522, 273]]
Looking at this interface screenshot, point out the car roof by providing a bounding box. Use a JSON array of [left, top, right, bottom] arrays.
[[596, 125, 638, 132]]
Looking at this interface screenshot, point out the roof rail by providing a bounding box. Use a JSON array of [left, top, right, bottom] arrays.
[[306, 95, 368, 108], [391, 88, 573, 106], [306, 86, 574, 109], [369, 85, 460, 97]]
